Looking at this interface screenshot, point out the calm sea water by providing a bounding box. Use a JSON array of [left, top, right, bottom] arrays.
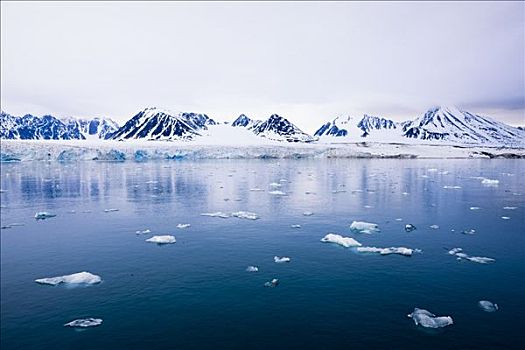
[[1, 159, 524, 350]]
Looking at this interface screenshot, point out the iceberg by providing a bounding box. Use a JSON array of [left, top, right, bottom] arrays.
[[64, 318, 103, 328], [357, 246, 419, 256], [35, 271, 102, 286], [349, 221, 380, 234], [231, 211, 259, 220], [176, 223, 191, 229], [405, 224, 417, 232], [274, 256, 291, 263], [145, 235, 176, 244], [246, 266, 259, 272], [34, 212, 56, 220], [481, 178, 499, 186], [264, 278, 279, 287], [407, 308, 453, 328], [478, 300, 499, 312], [201, 212, 230, 218], [321, 233, 362, 248]]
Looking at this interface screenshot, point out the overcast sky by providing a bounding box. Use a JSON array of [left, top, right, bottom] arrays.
[[1, 1, 524, 132]]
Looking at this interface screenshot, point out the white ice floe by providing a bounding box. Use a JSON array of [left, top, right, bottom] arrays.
[[249, 188, 264, 192], [395, 218, 403, 221], [405, 224, 417, 232], [478, 300, 499, 312], [135, 229, 151, 234], [145, 235, 176, 244], [64, 318, 103, 328], [201, 212, 230, 218], [231, 211, 259, 220], [503, 206, 517, 210], [321, 233, 362, 248], [269, 182, 282, 188], [264, 278, 279, 287], [443, 185, 461, 189], [448, 248, 495, 264], [501, 216, 510, 220], [470, 207, 481, 210], [349, 221, 380, 234], [177, 224, 191, 229], [274, 256, 291, 263], [303, 211, 314, 216], [429, 225, 440, 229], [269, 190, 287, 196], [407, 308, 453, 329], [35, 271, 102, 286], [357, 246, 419, 256], [481, 178, 499, 186], [103, 208, 119, 213], [461, 229, 476, 235], [246, 266, 259, 272], [34, 212, 56, 220]]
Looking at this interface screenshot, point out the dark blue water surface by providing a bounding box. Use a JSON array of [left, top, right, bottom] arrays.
[[1, 159, 524, 350]]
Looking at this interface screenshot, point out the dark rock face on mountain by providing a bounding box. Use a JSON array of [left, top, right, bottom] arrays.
[[252, 114, 314, 142]]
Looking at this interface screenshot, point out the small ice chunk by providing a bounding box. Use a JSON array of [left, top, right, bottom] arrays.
[[269, 182, 282, 188], [64, 318, 103, 328], [145, 235, 176, 244], [357, 246, 419, 256], [481, 179, 499, 186], [427, 168, 438, 172], [35, 212, 56, 220], [448, 248, 495, 264], [443, 185, 461, 189], [461, 229, 476, 235], [501, 216, 510, 220], [35, 272, 101, 286], [364, 205, 374, 209], [321, 233, 362, 248], [104, 208, 119, 213], [264, 278, 279, 287], [503, 206, 517, 210], [470, 207, 481, 210], [407, 308, 453, 328], [231, 211, 259, 220], [274, 256, 291, 263], [135, 229, 151, 234], [201, 212, 230, 218], [291, 224, 301, 228], [303, 211, 314, 216], [177, 224, 191, 229], [349, 221, 380, 234], [269, 190, 287, 196], [246, 266, 259, 272], [395, 218, 403, 221], [249, 188, 264, 192], [478, 300, 499, 312], [405, 224, 417, 232], [429, 225, 439, 229], [448, 248, 463, 255]]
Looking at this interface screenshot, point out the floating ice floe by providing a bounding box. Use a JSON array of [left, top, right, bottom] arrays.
[[291, 224, 301, 228], [201, 212, 230, 218], [470, 207, 481, 210], [427, 168, 438, 172], [407, 308, 453, 329], [135, 229, 151, 234], [249, 188, 264, 192], [269, 182, 282, 188], [395, 218, 403, 221], [264, 278, 279, 287], [177, 224, 191, 229], [448, 248, 495, 264], [246, 266, 259, 272], [145, 235, 176, 244], [501, 216, 510, 220], [321, 233, 362, 248], [364, 205, 374, 209], [35, 271, 102, 286], [35, 212, 56, 220], [303, 211, 314, 216], [461, 229, 476, 235], [349, 221, 380, 234], [231, 211, 259, 220], [503, 206, 517, 210], [405, 224, 417, 232], [269, 190, 287, 196], [443, 185, 461, 189], [274, 256, 291, 263], [481, 178, 499, 186], [64, 318, 103, 328], [357, 246, 419, 256], [478, 300, 499, 312], [103, 208, 119, 213], [429, 225, 439, 229]]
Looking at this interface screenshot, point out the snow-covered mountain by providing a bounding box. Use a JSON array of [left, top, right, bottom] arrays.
[[231, 114, 261, 128], [109, 107, 216, 141], [251, 114, 314, 142], [315, 107, 525, 147], [401, 106, 525, 146], [315, 115, 398, 138], [0, 111, 118, 140]]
